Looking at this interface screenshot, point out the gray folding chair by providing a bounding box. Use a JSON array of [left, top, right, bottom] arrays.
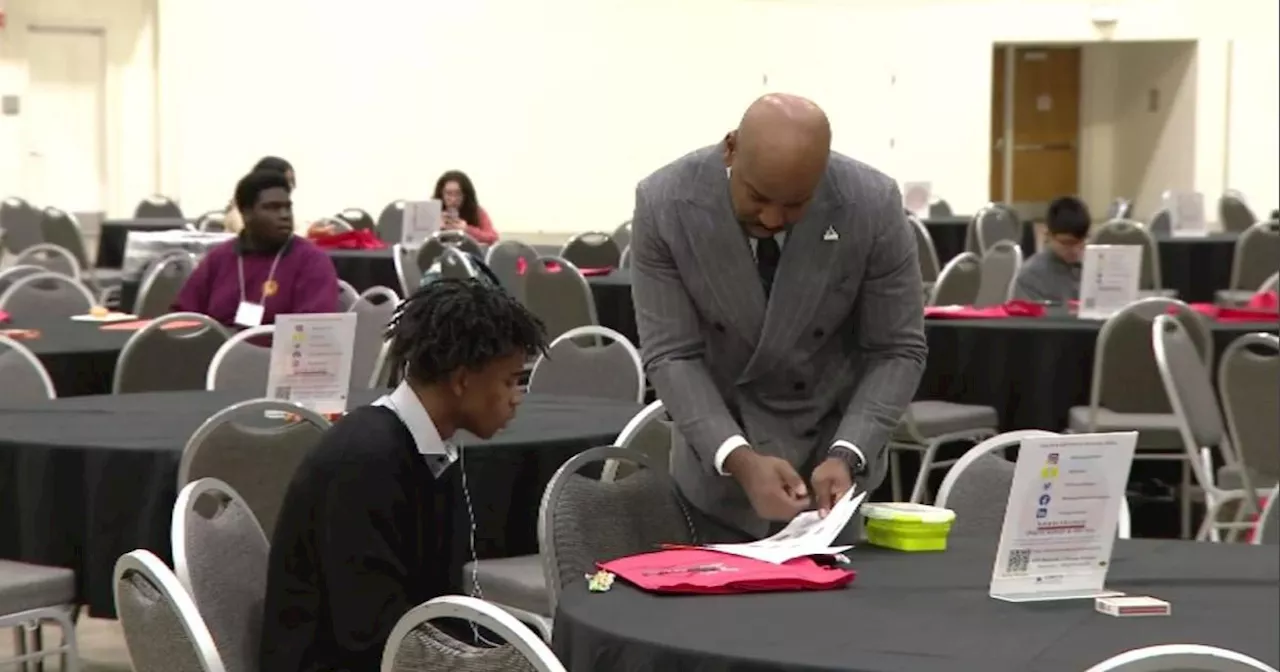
[[1218, 191, 1257, 234], [350, 287, 399, 390], [14, 242, 82, 280], [113, 550, 227, 672], [317, 216, 352, 233], [205, 326, 273, 392], [134, 252, 197, 318], [0, 271, 95, 319], [1149, 208, 1172, 236], [336, 208, 375, 232], [114, 313, 231, 394], [603, 400, 674, 480], [391, 244, 420, 297], [527, 325, 644, 402], [1218, 333, 1280, 487], [0, 334, 57, 401], [928, 200, 953, 218], [1217, 220, 1280, 306], [178, 398, 331, 537], [1090, 219, 1164, 291], [375, 200, 406, 245], [1068, 298, 1211, 538], [195, 211, 227, 233], [1105, 198, 1133, 221], [0, 559, 79, 672], [336, 280, 360, 312], [559, 232, 621, 270], [432, 246, 479, 280], [936, 430, 1063, 540], [972, 204, 1021, 254], [974, 240, 1022, 307], [1253, 485, 1280, 546], [524, 257, 597, 341], [1153, 315, 1269, 542], [909, 215, 941, 283], [380, 596, 566, 672], [0, 197, 43, 255], [888, 399, 999, 504], [927, 252, 981, 306], [134, 195, 185, 220], [611, 221, 633, 255], [172, 478, 270, 672], [1085, 644, 1277, 672], [0, 265, 45, 298], [415, 231, 483, 273], [38, 208, 92, 271], [484, 240, 540, 302]]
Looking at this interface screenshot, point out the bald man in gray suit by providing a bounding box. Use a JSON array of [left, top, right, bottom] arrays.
[[631, 94, 928, 542]]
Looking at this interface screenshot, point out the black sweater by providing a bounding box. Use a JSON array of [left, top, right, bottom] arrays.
[[259, 405, 454, 672]]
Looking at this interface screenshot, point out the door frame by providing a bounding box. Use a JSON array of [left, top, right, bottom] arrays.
[[23, 23, 110, 213]]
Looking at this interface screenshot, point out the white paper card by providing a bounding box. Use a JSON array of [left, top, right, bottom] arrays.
[[402, 200, 443, 248], [234, 302, 264, 328], [990, 432, 1138, 603], [266, 313, 358, 415], [1078, 245, 1142, 320], [902, 182, 933, 217], [707, 489, 866, 564], [1166, 191, 1207, 238]]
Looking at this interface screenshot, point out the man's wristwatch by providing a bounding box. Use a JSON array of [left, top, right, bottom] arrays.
[[829, 446, 866, 476]]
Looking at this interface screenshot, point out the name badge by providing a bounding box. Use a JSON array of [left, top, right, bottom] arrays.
[[234, 302, 265, 328]]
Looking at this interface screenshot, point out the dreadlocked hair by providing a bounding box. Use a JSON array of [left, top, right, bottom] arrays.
[[385, 278, 548, 384]]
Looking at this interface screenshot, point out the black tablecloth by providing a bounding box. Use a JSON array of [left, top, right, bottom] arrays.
[[553, 537, 1280, 672], [95, 218, 190, 268], [1156, 234, 1237, 303], [922, 216, 969, 265], [7, 317, 134, 396], [328, 249, 401, 293], [588, 270, 637, 344], [0, 390, 641, 617]]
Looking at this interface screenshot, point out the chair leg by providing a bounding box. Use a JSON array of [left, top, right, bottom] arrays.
[[13, 628, 28, 672], [55, 607, 81, 672], [1180, 462, 1192, 540], [889, 450, 904, 502], [908, 441, 941, 504]]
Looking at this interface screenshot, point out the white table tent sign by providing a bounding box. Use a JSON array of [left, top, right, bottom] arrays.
[[265, 312, 358, 415], [990, 431, 1138, 603], [1166, 190, 1208, 238], [1078, 244, 1142, 320], [402, 199, 443, 248]]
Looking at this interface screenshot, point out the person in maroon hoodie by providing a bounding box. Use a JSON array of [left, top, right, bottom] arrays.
[[173, 170, 338, 327]]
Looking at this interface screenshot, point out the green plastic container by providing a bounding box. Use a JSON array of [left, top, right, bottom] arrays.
[[862, 502, 956, 552]]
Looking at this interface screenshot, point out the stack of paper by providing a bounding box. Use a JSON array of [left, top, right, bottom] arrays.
[[707, 488, 867, 564]]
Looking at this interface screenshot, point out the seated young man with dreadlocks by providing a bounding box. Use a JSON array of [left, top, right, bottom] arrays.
[[259, 278, 548, 672]]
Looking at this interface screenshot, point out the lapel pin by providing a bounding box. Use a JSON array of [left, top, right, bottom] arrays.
[[823, 226, 839, 242]]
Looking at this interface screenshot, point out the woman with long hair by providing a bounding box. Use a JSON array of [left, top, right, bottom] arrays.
[[433, 170, 498, 244]]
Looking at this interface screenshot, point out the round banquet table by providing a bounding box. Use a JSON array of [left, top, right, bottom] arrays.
[[552, 537, 1280, 672], [5, 316, 138, 396], [921, 216, 970, 265], [587, 269, 638, 345], [1155, 233, 1237, 304], [0, 390, 641, 617], [327, 248, 401, 293]]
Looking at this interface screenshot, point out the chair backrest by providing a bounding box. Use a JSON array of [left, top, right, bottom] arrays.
[[974, 240, 1022, 307], [172, 478, 270, 672], [929, 200, 953, 218], [113, 550, 228, 672], [178, 398, 331, 536], [559, 232, 621, 270], [1088, 297, 1212, 418], [391, 243, 421, 297], [336, 208, 375, 231], [416, 231, 484, 272], [525, 256, 598, 341], [14, 242, 82, 279], [0, 271, 95, 319], [973, 203, 1021, 253], [0, 264, 46, 297], [0, 334, 57, 401], [484, 240, 540, 302], [317, 216, 353, 233], [114, 313, 231, 394], [935, 430, 1060, 539], [194, 210, 227, 233], [0, 196, 45, 254], [39, 208, 91, 269], [603, 400, 674, 481], [376, 200, 406, 244], [1084, 643, 1278, 672], [1230, 220, 1280, 290], [205, 325, 274, 392], [1254, 485, 1280, 546], [135, 195, 185, 219], [135, 252, 197, 318], [350, 287, 399, 390], [432, 246, 479, 280], [336, 279, 360, 311], [618, 245, 632, 269], [1259, 272, 1280, 294], [538, 446, 695, 617], [1218, 192, 1257, 234], [369, 339, 396, 388], [1217, 332, 1280, 483], [528, 325, 644, 402], [380, 595, 566, 672], [612, 220, 633, 254], [928, 252, 982, 306], [1090, 220, 1161, 289], [909, 215, 941, 282], [1148, 208, 1172, 236], [1105, 198, 1133, 220]]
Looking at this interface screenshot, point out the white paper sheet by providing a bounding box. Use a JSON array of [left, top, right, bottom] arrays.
[[707, 489, 867, 564]]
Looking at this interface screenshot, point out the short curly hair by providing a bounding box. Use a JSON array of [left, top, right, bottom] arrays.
[[385, 278, 547, 385]]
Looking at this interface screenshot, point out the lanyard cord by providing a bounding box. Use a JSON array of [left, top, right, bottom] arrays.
[[237, 236, 289, 305]]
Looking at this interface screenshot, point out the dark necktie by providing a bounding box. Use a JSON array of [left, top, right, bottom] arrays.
[[756, 236, 781, 298]]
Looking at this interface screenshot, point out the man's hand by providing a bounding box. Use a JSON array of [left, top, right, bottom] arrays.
[[725, 448, 809, 521], [811, 457, 853, 518]]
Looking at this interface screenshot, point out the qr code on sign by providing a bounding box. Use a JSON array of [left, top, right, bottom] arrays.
[[1006, 549, 1032, 575]]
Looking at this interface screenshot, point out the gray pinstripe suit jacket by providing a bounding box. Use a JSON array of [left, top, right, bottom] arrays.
[[630, 145, 928, 538]]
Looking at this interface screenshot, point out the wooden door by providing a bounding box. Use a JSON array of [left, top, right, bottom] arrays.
[[989, 46, 1082, 209]]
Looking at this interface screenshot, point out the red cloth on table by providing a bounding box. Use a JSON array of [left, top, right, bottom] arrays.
[[0, 311, 8, 324], [1243, 497, 1270, 543], [599, 548, 854, 595], [924, 300, 1047, 320], [308, 229, 386, 250], [1247, 291, 1278, 310], [1183, 303, 1279, 323], [537, 260, 611, 276]]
